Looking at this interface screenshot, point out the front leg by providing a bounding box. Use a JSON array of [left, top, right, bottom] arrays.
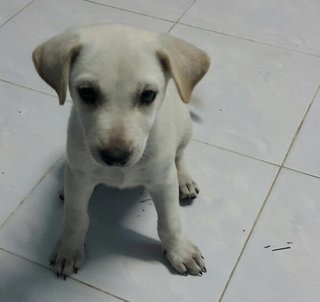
[[147, 165, 206, 276], [50, 164, 95, 279]]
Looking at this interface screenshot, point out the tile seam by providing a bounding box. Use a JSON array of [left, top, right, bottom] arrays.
[[192, 139, 280, 167], [0, 247, 129, 302], [82, 0, 175, 23], [218, 80, 320, 301], [168, 0, 197, 33], [0, 155, 64, 230], [0, 78, 57, 99], [0, 0, 34, 28], [218, 166, 281, 301], [281, 80, 320, 165], [177, 22, 320, 58]]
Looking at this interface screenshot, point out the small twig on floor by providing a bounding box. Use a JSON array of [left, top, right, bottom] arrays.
[[272, 246, 291, 252]]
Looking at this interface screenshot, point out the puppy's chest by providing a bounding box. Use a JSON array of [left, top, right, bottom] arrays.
[[95, 166, 151, 189]]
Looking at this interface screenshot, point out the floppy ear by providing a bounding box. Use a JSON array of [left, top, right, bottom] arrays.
[[157, 35, 210, 103], [32, 31, 81, 105]]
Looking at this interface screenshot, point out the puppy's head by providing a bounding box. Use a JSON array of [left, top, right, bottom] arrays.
[[32, 24, 210, 167]]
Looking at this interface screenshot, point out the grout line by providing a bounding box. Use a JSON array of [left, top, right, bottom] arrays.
[[0, 247, 44, 268], [81, 0, 320, 58], [78, 0, 320, 59], [0, 155, 65, 230], [82, 0, 174, 23], [218, 166, 281, 302], [0, 248, 129, 302], [167, 0, 197, 33], [0, 0, 34, 28], [192, 139, 320, 179], [177, 22, 320, 58], [1, 0, 318, 72], [0, 78, 73, 104], [218, 80, 320, 301], [282, 166, 320, 180], [193, 139, 320, 180], [280, 80, 320, 165], [192, 139, 280, 167], [70, 278, 130, 302], [0, 78, 57, 99], [84, 0, 320, 60]]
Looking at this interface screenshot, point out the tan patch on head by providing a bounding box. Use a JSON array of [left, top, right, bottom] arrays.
[[157, 34, 210, 103], [32, 31, 81, 105]]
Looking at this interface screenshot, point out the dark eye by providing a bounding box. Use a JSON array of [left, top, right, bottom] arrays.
[[77, 86, 97, 104], [140, 90, 157, 105]]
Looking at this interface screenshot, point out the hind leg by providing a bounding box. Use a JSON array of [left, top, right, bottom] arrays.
[[176, 153, 199, 200]]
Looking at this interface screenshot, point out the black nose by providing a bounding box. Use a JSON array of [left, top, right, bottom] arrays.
[[99, 148, 131, 166]]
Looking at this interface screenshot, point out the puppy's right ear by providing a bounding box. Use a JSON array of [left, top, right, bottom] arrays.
[[32, 31, 81, 105]]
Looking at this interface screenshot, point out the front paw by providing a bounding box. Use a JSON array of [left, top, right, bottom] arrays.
[[50, 241, 85, 279], [164, 239, 206, 276], [178, 174, 200, 201]]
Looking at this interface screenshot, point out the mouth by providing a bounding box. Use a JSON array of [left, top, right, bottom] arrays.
[[102, 159, 130, 167]]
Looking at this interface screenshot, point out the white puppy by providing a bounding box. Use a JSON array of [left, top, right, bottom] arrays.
[[32, 24, 210, 279]]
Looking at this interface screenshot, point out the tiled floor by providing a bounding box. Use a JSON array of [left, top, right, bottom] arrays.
[[0, 1, 319, 301]]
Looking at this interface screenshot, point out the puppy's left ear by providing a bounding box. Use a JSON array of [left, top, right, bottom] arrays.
[[157, 35, 210, 103], [32, 31, 81, 105]]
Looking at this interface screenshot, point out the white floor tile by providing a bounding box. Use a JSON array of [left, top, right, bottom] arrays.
[[222, 169, 320, 302], [0, 82, 71, 225], [84, 0, 193, 21], [0, 249, 121, 302], [0, 0, 172, 95], [171, 24, 320, 163], [285, 92, 320, 177], [181, 0, 320, 55], [0, 0, 31, 26], [0, 142, 277, 302]]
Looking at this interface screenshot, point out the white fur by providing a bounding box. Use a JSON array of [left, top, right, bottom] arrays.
[[33, 24, 210, 278]]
